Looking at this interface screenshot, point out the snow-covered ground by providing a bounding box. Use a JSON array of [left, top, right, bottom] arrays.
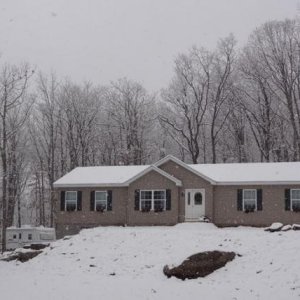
[[0, 223, 299, 300]]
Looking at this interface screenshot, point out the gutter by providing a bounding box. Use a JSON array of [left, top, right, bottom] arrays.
[[213, 181, 300, 186]]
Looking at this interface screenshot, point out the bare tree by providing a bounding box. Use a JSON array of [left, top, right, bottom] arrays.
[[0, 63, 33, 252], [209, 34, 236, 163], [58, 81, 101, 169], [246, 20, 300, 160], [7, 108, 30, 227], [225, 91, 249, 163], [160, 48, 211, 163], [30, 73, 61, 226], [239, 42, 278, 162], [104, 78, 156, 165]]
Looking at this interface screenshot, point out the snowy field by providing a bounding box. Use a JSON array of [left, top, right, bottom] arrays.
[[0, 223, 300, 300]]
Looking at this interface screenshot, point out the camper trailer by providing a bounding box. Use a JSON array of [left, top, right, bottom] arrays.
[[6, 226, 56, 250]]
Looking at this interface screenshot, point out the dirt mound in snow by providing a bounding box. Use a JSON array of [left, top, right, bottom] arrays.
[[163, 250, 236, 280], [23, 243, 49, 250], [1, 250, 42, 263]]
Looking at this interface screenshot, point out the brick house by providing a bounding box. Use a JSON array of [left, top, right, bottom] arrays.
[[54, 155, 300, 238]]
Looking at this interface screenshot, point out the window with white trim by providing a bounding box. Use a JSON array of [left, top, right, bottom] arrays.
[[291, 189, 300, 211], [140, 190, 166, 212], [65, 191, 77, 211], [243, 189, 257, 212], [154, 190, 166, 211], [140, 190, 152, 211], [95, 191, 107, 211]]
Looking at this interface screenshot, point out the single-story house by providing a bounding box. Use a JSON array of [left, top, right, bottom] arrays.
[[53, 155, 300, 238]]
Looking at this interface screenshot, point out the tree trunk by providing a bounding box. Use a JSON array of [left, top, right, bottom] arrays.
[[1, 108, 7, 252]]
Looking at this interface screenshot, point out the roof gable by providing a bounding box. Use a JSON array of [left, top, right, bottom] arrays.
[[154, 155, 216, 184], [125, 165, 182, 186]]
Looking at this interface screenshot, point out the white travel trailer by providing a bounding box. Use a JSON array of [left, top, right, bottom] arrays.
[[6, 226, 56, 250]]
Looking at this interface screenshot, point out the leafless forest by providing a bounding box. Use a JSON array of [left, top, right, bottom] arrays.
[[1, 19, 300, 233]]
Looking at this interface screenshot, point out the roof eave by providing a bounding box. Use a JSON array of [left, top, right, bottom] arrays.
[[215, 181, 300, 186], [53, 183, 128, 188]]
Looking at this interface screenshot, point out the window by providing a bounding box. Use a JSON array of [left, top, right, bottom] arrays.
[[140, 190, 166, 212], [19, 233, 22, 239], [140, 191, 152, 212], [28, 233, 32, 240], [194, 192, 202, 205], [154, 190, 166, 212], [291, 189, 300, 211], [243, 189, 257, 212], [40, 233, 54, 240], [13, 234, 17, 239], [95, 191, 107, 211], [65, 191, 77, 211]]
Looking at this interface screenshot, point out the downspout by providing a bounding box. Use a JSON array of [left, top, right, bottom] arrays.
[[125, 187, 129, 226], [178, 186, 180, 223], [212, 185, 215, 224]]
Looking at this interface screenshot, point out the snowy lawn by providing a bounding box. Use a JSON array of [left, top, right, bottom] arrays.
[[0, 223, 300, 300]]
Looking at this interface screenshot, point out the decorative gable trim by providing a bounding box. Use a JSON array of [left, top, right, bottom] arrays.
[[154, 155, 216, 184]]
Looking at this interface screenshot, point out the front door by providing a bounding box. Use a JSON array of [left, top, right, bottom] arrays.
[[185, 189, 205, 220]]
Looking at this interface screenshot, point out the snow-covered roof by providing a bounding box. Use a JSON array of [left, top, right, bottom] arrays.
[[7, 225, 33, 229], [6, 226, 55, 232], [53, 165, 182, 187], [54, 165, 149, 187], [156, 155, 300, 185], [54, 155, 300, 188], [189, 161, 300, 185]]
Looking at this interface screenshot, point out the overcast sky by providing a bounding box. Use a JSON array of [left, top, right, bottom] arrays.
[[0, 0, 298, 91]]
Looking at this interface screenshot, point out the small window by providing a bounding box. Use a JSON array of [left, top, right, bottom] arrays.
[[291, 189, 300, 211], [13, 234, 17, 239], [194, 192, 202, 205], [28, 233, 32, 240], [243, 189, 257, 212], [65, 191, 77, 211], [95, 191, 107, 211], [40, 233, 54, 240], [19, 233, 22, 239]]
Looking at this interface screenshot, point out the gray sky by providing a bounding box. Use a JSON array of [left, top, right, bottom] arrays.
[[0, 0, 298, 91]]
